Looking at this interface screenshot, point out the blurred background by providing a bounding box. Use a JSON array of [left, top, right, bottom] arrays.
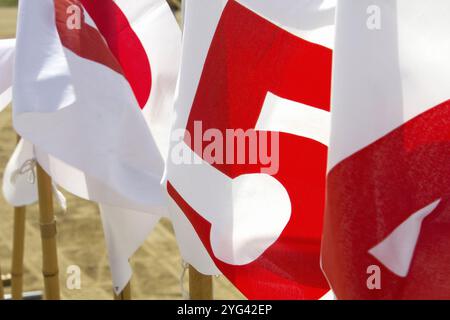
[[0, 0, 244, 300]]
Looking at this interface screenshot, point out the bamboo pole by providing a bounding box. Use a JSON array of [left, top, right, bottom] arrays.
[[10, 134, 27, 300], [36, 164, 60, 300], [0, 264, 4, 300], [113, 281, 131, 300], [10, 205, 26, 300], [189, 265, 213, 300]]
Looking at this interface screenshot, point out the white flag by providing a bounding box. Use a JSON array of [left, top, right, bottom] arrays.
[[0, 38, 14, 112]]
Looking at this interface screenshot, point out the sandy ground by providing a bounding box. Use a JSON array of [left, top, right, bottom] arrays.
[[0, 7, 244, 300]]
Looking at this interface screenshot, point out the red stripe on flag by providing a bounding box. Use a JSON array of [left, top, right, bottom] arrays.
[[54, 0, 152, 109]]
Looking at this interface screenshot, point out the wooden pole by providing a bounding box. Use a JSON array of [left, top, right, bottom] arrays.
[[0, 264, 4, 300], [189, 265, 213, 300], [113, 281, 131, 300], [11, 134, 27, 300], [11, 206, 26, 300], [36, 164, 60, 300]]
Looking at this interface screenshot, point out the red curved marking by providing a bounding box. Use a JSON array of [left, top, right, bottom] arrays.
[[54, 0, 151, 108], [322, 99, 450, 299]]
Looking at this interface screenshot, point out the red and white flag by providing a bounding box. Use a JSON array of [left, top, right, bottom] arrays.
[[12, 0, 181, 294], [0, 38, 14, 112], [322, 0, 450, 299], [14, 0, 180, 211], [167, 0, 335, 299]]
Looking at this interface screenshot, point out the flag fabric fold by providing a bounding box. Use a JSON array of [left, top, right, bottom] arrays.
[[99, 204, 163, 293], [2, 139, 38, 207]]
